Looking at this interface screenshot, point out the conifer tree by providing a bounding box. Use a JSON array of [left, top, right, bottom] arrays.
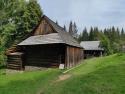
[[69, 21, 73, 35], [89, 27, 94, 41], [121, 28, 125, 41], [73, 22, 78, 38], [64, 25, 66, 31], [81, 27, 88, 41], [69, 21, 78, 38], [93, 27, 99, 40], [56, 20, 58, 25]]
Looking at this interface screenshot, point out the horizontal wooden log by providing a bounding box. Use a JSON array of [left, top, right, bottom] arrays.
[[7, 53, 23, 70], [7, 64, 22, 67]]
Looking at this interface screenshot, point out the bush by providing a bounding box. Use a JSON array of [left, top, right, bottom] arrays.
[[98, 32, 113, 55], [0, 49, 6, 67]]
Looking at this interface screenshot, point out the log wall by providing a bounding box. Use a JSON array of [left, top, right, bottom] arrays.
[[7, 53, 24, 70]]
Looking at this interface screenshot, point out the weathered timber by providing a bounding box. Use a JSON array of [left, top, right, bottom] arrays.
[[22, 44, 65, 68], [7, 52, 24, 70], [65, 46, 83, 68]]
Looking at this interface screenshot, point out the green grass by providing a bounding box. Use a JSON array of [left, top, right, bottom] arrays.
[[43, 54, 125, 94], [69, 54, 125, 75], [0, 53, 125, 94], [0, 69, 61, 94]]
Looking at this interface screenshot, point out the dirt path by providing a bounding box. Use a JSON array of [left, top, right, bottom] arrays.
[[56, 74, 71, 82]]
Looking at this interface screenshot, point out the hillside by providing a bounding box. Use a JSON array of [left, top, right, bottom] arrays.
[[0, 53, 125, 94]]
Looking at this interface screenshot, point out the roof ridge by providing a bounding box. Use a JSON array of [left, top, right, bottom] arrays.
[[43, 15, 66, 31], [81, 40, 100, 42], [45, 15, 81, 47], [43, 15, 67, 44], [30, 33, 58, 37]]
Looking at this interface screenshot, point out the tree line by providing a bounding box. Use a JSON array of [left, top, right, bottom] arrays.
[[38, 15, 124, 55], [78, 27, 125, 54]]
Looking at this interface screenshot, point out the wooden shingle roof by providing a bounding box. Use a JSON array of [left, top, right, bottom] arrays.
[[18, 15, 81, 48], [18, 33, 64, 45], [80, 41, 104, 50]]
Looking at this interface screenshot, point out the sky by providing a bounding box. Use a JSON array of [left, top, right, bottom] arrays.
[[38, 0, 125, 32]]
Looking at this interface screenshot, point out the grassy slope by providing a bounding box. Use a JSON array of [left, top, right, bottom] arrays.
[[43, 54, 125, 94], [0, 54, 125, 94]]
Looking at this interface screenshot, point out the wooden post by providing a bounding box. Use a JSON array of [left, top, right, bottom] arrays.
[[73, 47, 74, 67], [59, 55, 62, 64], [67, 47, 70, 68], [65, 47, 67, 68]]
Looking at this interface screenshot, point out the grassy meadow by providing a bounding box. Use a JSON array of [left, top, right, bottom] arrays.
[[0, 53, 125, 94]]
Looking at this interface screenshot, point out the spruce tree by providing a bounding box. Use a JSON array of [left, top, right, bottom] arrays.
[[56, 20, 58, 25], [69, 21, 78, 38], [121, 28, 125, 42], [116, 27, 120, 41], [64, 25, 66, 31], [93, 27, 99, 40], [89, 27, 94, 41], [81, 27, 88, 41], [73, 22, 78, 37], [69, 21, 73, 35]]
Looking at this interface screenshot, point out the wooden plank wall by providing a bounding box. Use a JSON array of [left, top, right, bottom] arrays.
[[65, 46, 83, 68], [33, 19, 56, 35]]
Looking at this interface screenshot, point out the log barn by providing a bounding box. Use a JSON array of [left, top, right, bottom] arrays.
[[80, 41, 104, 59], [6, 15, 83, 70]]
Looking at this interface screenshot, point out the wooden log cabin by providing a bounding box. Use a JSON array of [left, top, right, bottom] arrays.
[[80, 41, 104, 59], [6, 15, 83, 70]]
